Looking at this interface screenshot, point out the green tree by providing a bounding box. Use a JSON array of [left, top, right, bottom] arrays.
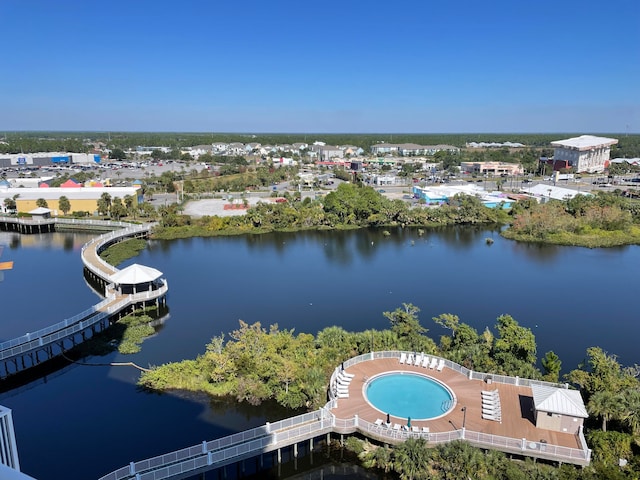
[[35, 198, 48, 208], [3, 197, 16, 212], [620, 388, 640, 436], [541, 351, 562, 382], [110, 197, 127, 220], [58, 196, 71, 215], [567, 347, 637, 398], [383, 303, 427, 351], [109, 148, 126, 160], [494, 314, 537, 365], [588, 390, 624, 431], [392, 438, 430, 480], [97, 192, 112, 216]]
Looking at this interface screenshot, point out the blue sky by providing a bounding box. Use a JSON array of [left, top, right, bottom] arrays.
[[1, 0, 638, 133]]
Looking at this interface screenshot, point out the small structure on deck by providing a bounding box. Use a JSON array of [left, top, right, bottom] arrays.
[[531, 384, 588, 434], [27, 207, 51, 219], [109, 263, 164, 295]]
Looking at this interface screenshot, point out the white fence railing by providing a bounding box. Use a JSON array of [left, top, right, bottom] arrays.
[[99, 396, 590, 480]]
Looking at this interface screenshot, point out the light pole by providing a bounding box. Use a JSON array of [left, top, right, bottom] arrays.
[[461, 406, 467, 430]]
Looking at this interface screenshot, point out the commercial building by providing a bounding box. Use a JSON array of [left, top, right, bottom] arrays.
[[461, 162, 524, 176], [0, 153, 102, 168], [0, 187, 138, 215], [548, 135, 618, 173]]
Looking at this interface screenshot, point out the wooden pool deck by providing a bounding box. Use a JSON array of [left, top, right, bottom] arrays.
[[332, 357, 581, 450]]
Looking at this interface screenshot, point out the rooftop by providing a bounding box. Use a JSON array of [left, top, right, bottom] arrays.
[[551, 135, 618, 151]]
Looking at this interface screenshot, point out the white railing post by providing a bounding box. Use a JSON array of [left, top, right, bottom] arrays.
[[515, 376, 519, 386], [521, 438, 526, 451], [202, 440, 207, 454], [129, 461, 136, 475]]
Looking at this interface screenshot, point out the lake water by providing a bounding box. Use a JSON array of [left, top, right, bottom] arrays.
[[0, 227, 638, 480]]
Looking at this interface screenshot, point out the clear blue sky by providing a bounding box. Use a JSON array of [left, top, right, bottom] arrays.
[[2, 0, 638, 133]]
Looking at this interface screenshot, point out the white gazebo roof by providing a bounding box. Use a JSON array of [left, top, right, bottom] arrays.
[[28, 207, 51, 215], [110, 263, 163, 284], [531, 384, 588, 418]]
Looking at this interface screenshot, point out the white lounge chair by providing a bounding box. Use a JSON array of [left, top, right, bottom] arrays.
[[393, 423, 401, 431], [429, 357, 438, 369], [481, 390, 498, 397], [482, 412, 501, 421], [411, 426, 420, 433], [337, 392, 349, 399], [482, 394, 499, 402], [436, 358, 445, 371], [399, 352, 406, 364], [482, 406, 498, 415], [340, 370, 355, 379], [422, 356, 430, 368], [414, 353, 422, 366], [374, 418, 384, 428], [407, 354, 414, 365]]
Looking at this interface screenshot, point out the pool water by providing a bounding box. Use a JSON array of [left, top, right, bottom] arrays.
[[365, 372, 455, 420]]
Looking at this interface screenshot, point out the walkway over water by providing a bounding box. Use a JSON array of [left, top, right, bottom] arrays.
[[99, 351, 591, 480], [0, 221, 168, 379]]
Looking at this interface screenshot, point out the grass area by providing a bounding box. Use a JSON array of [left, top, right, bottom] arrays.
[[73, 308, 159, 356], [99, 238, 148, 266]]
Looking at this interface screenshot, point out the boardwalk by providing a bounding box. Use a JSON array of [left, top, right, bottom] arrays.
[[0, 222, 168, 379]]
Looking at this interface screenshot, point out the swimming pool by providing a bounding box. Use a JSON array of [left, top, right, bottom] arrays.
[[364, 372, 455, 420]]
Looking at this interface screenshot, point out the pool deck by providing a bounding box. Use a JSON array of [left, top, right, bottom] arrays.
[[331, 357, 581, 450]]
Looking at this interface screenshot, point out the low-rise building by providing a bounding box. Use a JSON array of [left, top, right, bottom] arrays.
[[531, 384, 588, 434], [461, 161, 524, 176]]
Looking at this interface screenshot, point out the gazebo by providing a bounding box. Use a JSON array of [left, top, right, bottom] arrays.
[[109, 263, 163, 295]]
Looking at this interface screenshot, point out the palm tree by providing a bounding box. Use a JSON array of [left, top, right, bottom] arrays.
[[620, 388, 640, 436], [392, 438, 430, 480], [588, 390, 624, 431], [58, 196, 71, 216], [360, 444, 394, 473]]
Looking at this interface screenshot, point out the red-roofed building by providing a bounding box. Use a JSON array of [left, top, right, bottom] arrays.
[[60, 179, 81, 188]]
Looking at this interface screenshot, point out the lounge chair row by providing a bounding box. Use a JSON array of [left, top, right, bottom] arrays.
[[333, 369, 355, 399], [399, 353, 445, 372], [481, 390, 502, 421]]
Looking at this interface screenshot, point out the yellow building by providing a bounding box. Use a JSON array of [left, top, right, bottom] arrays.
[[0, 187, 138, 215]]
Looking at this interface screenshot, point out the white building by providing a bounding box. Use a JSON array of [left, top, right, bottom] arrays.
[[550, 135, 618, 173]]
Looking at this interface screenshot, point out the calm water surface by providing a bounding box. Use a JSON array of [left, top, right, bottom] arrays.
[[0, 227, 637, 480]]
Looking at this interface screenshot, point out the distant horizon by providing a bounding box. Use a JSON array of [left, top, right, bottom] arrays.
[[2, 130, 637, 136], [2, 1, 637, 133]]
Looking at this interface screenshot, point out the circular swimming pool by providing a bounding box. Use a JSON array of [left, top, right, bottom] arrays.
[[365, 372, 455, 420]]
